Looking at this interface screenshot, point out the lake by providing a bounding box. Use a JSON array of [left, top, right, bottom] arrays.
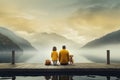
[[0, 75, 119, 80]]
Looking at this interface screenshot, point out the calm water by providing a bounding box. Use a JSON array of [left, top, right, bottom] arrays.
[[0, 75, 119, 80]]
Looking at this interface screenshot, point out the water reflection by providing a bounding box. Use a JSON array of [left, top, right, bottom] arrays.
[[46, 75, 120, 80], [44, 76, 51, 80], [1, 75, 120, 80], [0, 76, 16, 80], [59, 75, 73, 80], [51, 75, 58, 80], [12, 76, 16, 80], [106, 76, 110, 80], [44, 75, 73, 80]]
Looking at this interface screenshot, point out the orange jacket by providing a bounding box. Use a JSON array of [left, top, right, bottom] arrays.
[[51, 51, 58, 61], [59, 49, 69, 64]]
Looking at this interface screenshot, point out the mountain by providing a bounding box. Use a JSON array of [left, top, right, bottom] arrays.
[[81, 30, 120, 63], [32, 32, 80, 49], [0, 27, 36, 51], [0, 33, 22, 52], [82, 30, 120, 48], [0, 27, 37, 62]]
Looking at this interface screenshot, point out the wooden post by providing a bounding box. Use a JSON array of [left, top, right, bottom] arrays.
[[12, 50, 15, 65], [107, 50, 110, 65], [106, 76, 110, 80], [12, 76, 16, 80]]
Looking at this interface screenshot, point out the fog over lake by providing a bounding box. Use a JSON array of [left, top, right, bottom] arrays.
[[24, 45, 91, 63], [1, 44, 120, 64], [81, 44, 120, 63]]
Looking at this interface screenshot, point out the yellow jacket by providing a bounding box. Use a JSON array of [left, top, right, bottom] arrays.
[[59, 49, 69, 64], [51, 51, 58, 61]]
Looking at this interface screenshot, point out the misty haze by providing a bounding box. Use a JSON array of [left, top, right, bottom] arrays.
[[0, 27, 120, 64]]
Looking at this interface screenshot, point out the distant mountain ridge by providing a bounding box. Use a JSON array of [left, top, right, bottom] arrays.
[[82, 30, 120, 48], [32, 32, 80, 50], [0, 27, 36, 51]]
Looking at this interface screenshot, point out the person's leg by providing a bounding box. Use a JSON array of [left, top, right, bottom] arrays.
[[53, 60, 57, 65], [60, 63, 68, 65]]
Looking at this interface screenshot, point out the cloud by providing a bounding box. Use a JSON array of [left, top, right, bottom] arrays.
[[67, 0, 120, 41], [1, 0, 120, 46], [0, 3, 49, 33]]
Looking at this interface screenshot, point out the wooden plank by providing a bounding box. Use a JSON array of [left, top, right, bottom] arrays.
[[0, 63, 120, 76], [0, 63, 120, 69]]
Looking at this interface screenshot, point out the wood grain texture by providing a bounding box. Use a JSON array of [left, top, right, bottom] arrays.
[[0, 63, 119, 76]]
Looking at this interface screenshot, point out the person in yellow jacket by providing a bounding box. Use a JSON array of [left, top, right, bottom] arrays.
[[59, 45, 69, 65], [51, 46, 58, 65]]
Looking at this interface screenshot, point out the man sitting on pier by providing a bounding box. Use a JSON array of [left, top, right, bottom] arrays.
[[59, 45, 69, 65]]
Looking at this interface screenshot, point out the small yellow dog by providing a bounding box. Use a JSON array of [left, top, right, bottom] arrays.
[[69, 55, 74, 64]]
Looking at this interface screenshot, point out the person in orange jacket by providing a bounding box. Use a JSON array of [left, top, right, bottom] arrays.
[[51, 46, 58, 65], [59, 45, 69, 65]]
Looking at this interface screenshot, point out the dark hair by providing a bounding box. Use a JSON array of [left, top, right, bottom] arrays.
[[62, 45, 66, 49], [52, 46, 57, 51]]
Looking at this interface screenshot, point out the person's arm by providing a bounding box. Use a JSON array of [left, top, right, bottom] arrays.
[[59, 52, 61, 62], [51, 52, 53, 58], [57, 52, 59, 60], [67, 51, 69, 61]]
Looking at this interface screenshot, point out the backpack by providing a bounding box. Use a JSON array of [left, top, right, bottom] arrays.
[[45, 59, 51, 65]]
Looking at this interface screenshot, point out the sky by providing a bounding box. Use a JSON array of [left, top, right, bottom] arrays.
[[0, 0, 120, 46]]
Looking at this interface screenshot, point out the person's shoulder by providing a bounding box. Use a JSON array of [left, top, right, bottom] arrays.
[[65, 50, 69, 53], [65, 49, 69, 52], [53, 51, 58, 53], [55, 51, 58, 53], [59, 49, 63, 53]]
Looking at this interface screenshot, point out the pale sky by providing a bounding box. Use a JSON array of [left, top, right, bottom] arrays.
[[0, 0, 120, 46]]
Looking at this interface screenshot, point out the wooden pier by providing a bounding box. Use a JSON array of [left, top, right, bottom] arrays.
[[0, 50, 119, 76], [0, 63, 120, 76]]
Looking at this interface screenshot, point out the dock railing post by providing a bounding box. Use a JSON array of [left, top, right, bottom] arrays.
[[12, 76, 16, 80], [107, 50, 110, 65], [106, 76, 110, 80], [12, 50, 15, 65]]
